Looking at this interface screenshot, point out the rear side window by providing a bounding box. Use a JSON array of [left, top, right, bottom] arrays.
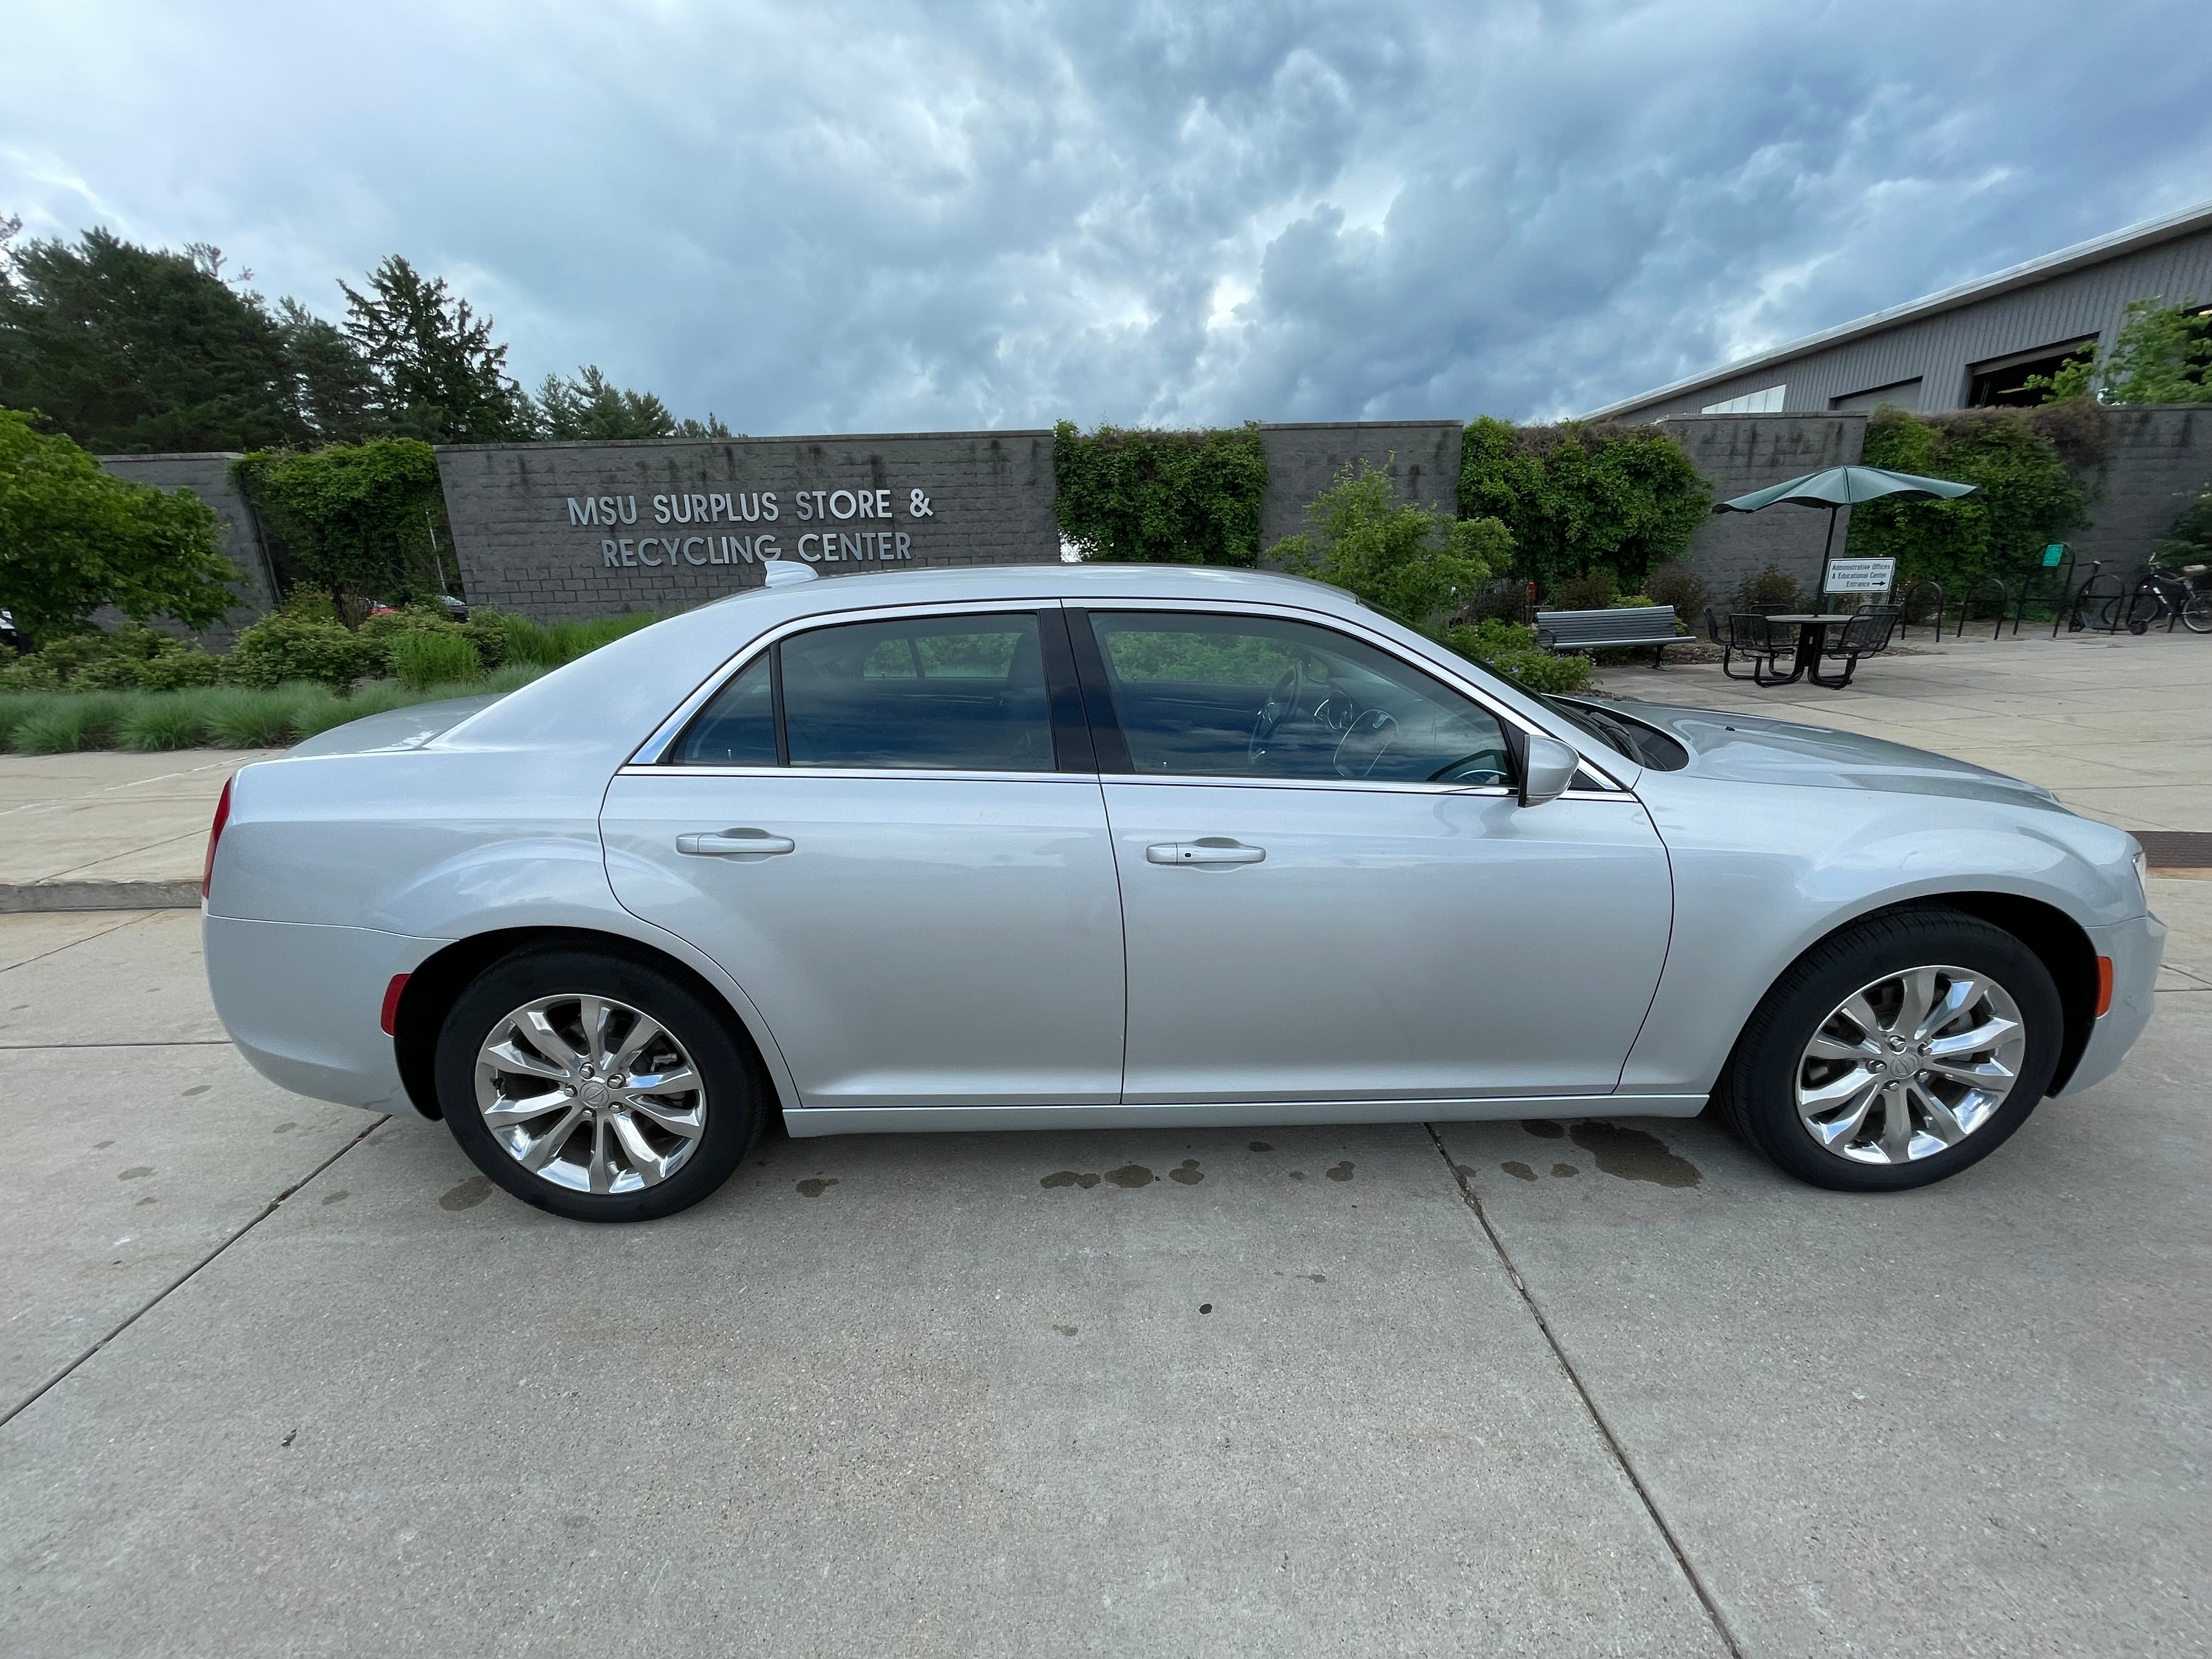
[[669, 612, 1056, 772]]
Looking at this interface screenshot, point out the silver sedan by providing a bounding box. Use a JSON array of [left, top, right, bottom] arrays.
[[202, 565, 2164, 1221]]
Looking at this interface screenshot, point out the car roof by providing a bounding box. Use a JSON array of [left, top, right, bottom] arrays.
[[703, 560, 1365, 618]]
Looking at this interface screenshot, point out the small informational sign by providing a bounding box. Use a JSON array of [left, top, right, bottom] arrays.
[[1824, 557, 1897, 594], [2042, 543, 2067, 567]]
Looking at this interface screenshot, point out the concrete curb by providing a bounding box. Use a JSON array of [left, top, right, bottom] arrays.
[[0, 880, 200, 913]]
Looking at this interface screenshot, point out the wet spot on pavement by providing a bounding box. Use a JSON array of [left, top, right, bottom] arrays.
[[1105, 1164, 1154, 1188], [134, 1195, 156, 1207], [1521, 1120, 1566, 1139], [94, 1139, 115, 1150], [1041, 1170, 1101, 1189], [1248, 1141, 1274, 1152], [1287, 1170, 1307, 1181], [795, 1177, 838, 1197], [1551, 1163, 1578, 1178], [1169, 1159, 1204, 1185], [1570, 1121, 1702, 1187], [119, 1166, 153, 1181], [272, 1122, 296, 1135], [1324, 1161, 1355, 1182], [321, 1190, 349, 1205], [1501, 1160, 1538, 1182], [438, 1176, 493, 1210]]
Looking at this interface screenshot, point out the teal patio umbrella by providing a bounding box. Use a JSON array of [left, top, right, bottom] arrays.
[[1713, 465, 1976, 600]]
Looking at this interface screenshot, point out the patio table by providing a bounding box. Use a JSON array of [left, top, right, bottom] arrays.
[[1764, 613, 1854, 685]]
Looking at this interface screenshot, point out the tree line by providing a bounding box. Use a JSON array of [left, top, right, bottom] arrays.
[[0, 217, 731, 454]]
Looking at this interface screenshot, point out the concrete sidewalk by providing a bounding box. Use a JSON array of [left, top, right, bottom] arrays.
[[0, 888, 2205, 1655], [0, 749, 274, 911], [1596, 626, 2211, 840]]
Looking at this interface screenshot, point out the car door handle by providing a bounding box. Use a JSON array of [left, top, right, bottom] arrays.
[[676, 830, 795, 857], [1146, 840, 1266, 866]]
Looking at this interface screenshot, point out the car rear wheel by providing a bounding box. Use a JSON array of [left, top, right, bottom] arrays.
[[436, 947, 762, 1222], [1724, 909, 2063, 1192]]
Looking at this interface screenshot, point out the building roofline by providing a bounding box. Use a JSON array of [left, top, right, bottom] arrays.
[[1580, 198, 2212, 421]]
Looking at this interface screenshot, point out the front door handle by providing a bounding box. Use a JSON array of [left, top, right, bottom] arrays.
[[1146, 839, 1266, 866], [676, 829, 795, 857]]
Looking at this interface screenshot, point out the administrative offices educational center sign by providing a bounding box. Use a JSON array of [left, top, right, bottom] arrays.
[[434, 430, 1057, 622]]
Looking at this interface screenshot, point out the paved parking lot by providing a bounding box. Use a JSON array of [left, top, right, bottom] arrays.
[[2, 631, 2208, 1656]]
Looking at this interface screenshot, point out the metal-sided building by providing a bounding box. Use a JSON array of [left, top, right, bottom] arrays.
[[1586, 201, 2212, 423]]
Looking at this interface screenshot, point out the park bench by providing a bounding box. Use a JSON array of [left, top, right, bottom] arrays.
[[1534, 604, 1684, 667]]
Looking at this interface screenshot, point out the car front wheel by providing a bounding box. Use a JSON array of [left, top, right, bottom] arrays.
[[1725, 909, 2063, 1192], [436, 947, 762, 1222]]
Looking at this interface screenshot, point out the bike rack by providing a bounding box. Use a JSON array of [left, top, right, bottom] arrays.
[[1896, 578, 1945, 639], [1957, 575, 2010, 641]]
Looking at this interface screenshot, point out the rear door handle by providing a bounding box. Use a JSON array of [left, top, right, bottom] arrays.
[[676, 829, 795, 857], [1146, 840, 1265, 866]]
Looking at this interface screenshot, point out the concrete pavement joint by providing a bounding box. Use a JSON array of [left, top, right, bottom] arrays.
[[0, 910, 159, 976], [0, 1115, 387, 1436], [1424, 1122, 1748, 1659]]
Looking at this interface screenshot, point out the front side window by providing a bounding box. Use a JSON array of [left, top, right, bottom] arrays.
[[1086, 611, 1513, 785], [670, 611, 1054, 772]]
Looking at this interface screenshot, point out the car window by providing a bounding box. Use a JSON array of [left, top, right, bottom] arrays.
[[1087, 611, 1513, 785], [784, 612, 1053, 771], [668, 652, 776, 766]]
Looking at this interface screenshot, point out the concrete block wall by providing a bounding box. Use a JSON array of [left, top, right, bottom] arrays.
[[1259, 421, 1463, 551], [1654, 414, 1868, 606], [435, 430, 1058, 621], [94, 452, 278, 647], [2070, 405, 2209, 577]]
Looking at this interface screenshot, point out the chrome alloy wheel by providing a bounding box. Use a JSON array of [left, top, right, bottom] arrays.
[[1793, 964, 2028, 1165], [473, 994, 707, 1194]]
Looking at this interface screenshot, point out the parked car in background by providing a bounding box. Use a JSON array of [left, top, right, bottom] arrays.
[[202, 565, 2163, 1222]]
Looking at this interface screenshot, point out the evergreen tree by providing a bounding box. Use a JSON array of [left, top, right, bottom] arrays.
[[536, 364, 733, 440], [339, 255, 535, 443], [0, 228, 303, 453], [275, 298, 384, 444]]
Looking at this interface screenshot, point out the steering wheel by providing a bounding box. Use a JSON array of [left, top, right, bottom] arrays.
[[1333, 709, 1397, 778], [1427, 748, 1511, 786], [1249, 666, 1302, 760]]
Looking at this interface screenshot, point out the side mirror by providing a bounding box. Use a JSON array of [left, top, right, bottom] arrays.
[[1519, 733, 1580, 808]]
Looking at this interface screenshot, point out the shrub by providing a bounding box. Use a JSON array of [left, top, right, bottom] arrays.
[[545, 612, 662, 661], [1460, 415, 1709, 593], [1053, 421, 1269, 566], [1445, 618, 1594, 694], [1269, 460, 1511, 634], [195, 686, 323, 748], [0, 657, 60, 691], [137, 644, 221, 691], [485, 662, 549, 694], [225, 613, 377, 690], [459, 612, 510, 669], [391, 630, 482, 690], [1547, 568, 1618, 611], [1643, 561, 1710, 624], [1732, 563, 1803, 613]]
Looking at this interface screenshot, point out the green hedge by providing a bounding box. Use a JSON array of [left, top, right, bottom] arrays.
[[1459, 416, 1708, 596], [1053, 420, 1268, 566]]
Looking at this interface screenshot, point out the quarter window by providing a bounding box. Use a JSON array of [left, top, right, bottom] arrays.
[[1086, 611, 1513, 785]]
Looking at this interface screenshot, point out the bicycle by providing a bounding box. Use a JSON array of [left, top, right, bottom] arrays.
[[2098, 554, 2211, 635]]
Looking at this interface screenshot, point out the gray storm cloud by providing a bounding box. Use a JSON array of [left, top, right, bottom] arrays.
[[3, 0, 2205, 432]]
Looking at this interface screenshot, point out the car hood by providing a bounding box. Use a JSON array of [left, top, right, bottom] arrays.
[[1602, 699, 2066, 810], [285, 695, 502, 758]]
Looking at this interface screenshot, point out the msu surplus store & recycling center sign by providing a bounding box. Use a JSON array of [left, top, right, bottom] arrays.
[[565, 483, 938, 572]]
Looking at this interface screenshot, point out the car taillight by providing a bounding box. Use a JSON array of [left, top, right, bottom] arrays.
[[202, 777, 232, 901]]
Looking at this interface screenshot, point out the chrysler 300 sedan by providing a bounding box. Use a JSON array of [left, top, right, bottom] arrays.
[[202, 564, 2163, 1222]]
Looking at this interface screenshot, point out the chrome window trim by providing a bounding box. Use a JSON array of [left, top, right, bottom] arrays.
[[616, 764, 1096, 786], [628, 590, 1632, 793]]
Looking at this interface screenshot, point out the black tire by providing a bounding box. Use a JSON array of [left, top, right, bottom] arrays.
[[1723, 909, 2063, 1193], [436, 946, 763, 1222]]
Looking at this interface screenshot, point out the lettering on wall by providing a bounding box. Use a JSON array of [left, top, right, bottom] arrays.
[[563, 486, 938, 575]]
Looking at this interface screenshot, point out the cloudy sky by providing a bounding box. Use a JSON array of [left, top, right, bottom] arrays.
[[3, 1, 2206, 434]]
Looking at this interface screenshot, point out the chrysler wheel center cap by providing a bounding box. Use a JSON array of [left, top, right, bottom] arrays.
[[581, 1082, 610, 1107]]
